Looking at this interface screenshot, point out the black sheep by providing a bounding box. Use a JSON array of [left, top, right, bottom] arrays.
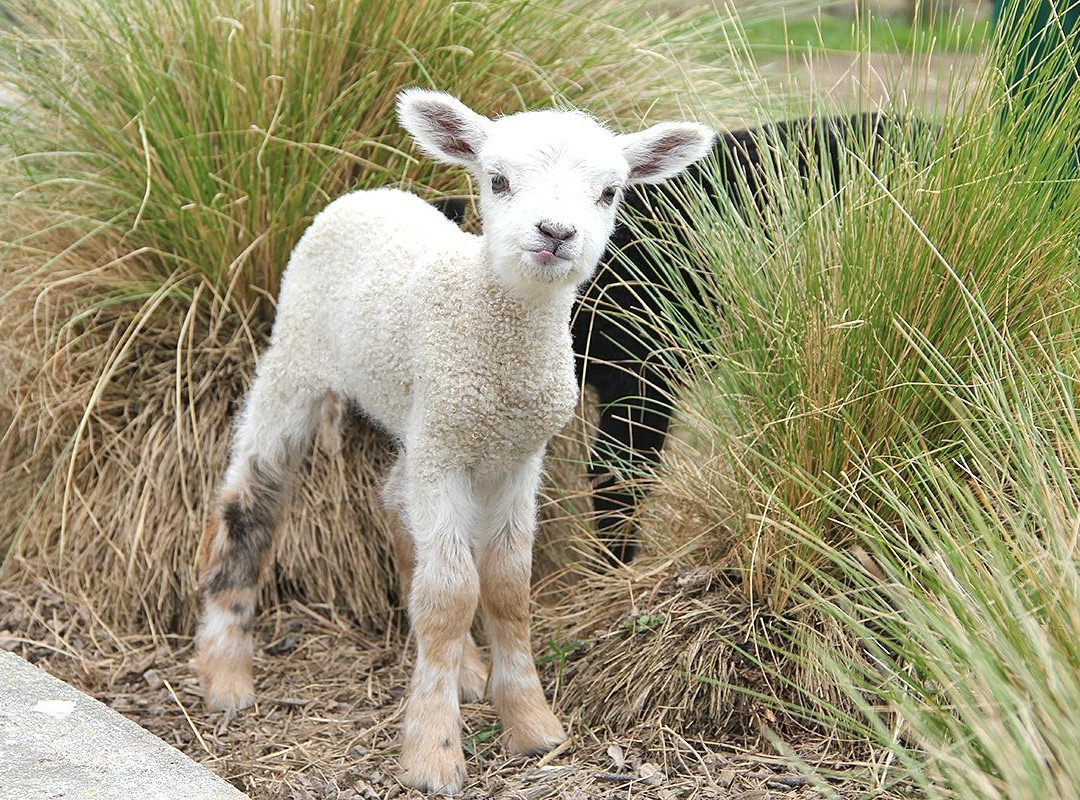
[[437, 113, 912, 561]]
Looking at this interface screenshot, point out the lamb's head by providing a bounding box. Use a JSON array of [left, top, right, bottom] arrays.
[[398, 89, 714, 293]]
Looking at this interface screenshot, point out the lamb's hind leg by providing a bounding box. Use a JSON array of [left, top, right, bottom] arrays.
[[398, 469, 479, 795], [196, 367, 321, 711], [478, 453, 566, 755]]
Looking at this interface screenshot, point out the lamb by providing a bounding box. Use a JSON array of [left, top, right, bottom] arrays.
[[195, 88, 713, 794]]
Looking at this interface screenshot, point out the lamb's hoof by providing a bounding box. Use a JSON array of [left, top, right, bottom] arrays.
[[399, 750, 466, 796], [505, 709, 567, 756], [200, 667, 255, 712], [459, 646, 488, 703]]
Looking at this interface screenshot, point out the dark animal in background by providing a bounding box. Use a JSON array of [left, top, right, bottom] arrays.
[[440, 113, 915, 561]]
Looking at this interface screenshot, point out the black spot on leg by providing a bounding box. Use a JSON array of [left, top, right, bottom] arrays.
[[204, 464, 287, 596], [229, 601, 254, 634], [442, 738, 451, 749], [211, 501, 271, 589], [205, 569, 236, 595]]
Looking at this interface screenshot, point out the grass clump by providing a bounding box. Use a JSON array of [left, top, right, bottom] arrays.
[[794, 322, 1080, 799], [0, 0, 726, 629], [632, 87, 1079, 609], [0, 0, 720, 312], [546, 4, 1080, 751]]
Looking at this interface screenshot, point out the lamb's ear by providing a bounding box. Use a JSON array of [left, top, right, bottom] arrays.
[[397, 89, 491, 167], [619, 122, 715, 185]]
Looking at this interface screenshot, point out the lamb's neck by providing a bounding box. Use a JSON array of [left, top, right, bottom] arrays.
[[475, 247, 578, 334]]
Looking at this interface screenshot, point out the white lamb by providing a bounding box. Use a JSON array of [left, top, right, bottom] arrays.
[[195, 88, 713, 794]]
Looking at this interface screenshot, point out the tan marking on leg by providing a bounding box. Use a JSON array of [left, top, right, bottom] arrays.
[[480, 539, 566, 756], [196, 584, 256, 711], [399, 556, 478, 795], [393, 518, 486, 705], [399, 645, 467, 795], [198, 508, 225, 577]]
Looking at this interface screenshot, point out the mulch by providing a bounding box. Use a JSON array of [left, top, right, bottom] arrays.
[[0, 585, 890, 799]]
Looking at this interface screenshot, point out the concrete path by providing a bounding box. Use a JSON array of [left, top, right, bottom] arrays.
[[0, 651, 248, 800]]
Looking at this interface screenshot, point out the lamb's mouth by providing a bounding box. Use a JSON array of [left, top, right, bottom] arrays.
[[526, 247, 572, 266], [522, 249, 576, 282]]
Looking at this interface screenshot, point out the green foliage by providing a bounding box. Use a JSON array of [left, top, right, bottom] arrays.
[[619, 50, 1080, 608], [794, 322, 1080, 800], [537, 637, 583, 679], [0, 0, 722, 316], [462, 722, 501, 757], [615, 5, 1080, 796], [622, 613, 666, 634], [742, 8, 991, 58]]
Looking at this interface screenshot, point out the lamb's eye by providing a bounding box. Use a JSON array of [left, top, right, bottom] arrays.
[[490, 173, 510, 195], [599, 185, 618, 206]]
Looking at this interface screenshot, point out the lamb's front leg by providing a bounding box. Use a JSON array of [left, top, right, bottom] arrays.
[[478, 455, 567, 755], [399, 471, 479, 795], [386, 460, 488, 704]]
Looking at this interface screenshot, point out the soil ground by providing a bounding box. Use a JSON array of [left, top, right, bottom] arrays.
[[1, 587, 890, 799]]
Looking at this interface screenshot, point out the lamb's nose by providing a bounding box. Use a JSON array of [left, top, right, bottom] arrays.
[[537, 220, 577, 243]]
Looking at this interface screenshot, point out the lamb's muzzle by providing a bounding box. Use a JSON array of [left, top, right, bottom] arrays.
[[195, 87, 713, 795]]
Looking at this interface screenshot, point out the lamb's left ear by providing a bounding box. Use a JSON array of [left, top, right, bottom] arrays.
[[397, 88, 491, 167], [619, 122, 715, 185]]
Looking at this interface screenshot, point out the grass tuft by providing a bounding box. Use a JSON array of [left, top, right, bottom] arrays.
[[791, 320, 1080, 799], [0, 0, 726, 628], [544, 7, 1080, 787]]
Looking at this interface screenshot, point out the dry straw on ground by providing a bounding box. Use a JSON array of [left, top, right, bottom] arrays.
[[0, 586, 897, 799]]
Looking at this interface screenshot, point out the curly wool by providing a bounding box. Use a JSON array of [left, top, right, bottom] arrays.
[[267, 187, 578, 479]]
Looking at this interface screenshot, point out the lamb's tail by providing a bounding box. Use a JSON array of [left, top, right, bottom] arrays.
[[316, 391, 344, 455]]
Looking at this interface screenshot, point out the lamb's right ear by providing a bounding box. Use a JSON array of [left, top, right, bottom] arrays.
[[397, 89, 491, 167]]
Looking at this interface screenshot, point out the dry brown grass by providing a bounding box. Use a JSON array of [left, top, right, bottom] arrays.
[[0, 284, 601, 632], [530, 423, 871, 747], [536, 560, 869, 747]]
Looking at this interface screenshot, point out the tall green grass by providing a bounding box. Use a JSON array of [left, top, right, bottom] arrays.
[[0, 0, 724, 312], [619, 45, 1080, 609], [789, 322, 1080, 799], [603, 6, 1080, 792]]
